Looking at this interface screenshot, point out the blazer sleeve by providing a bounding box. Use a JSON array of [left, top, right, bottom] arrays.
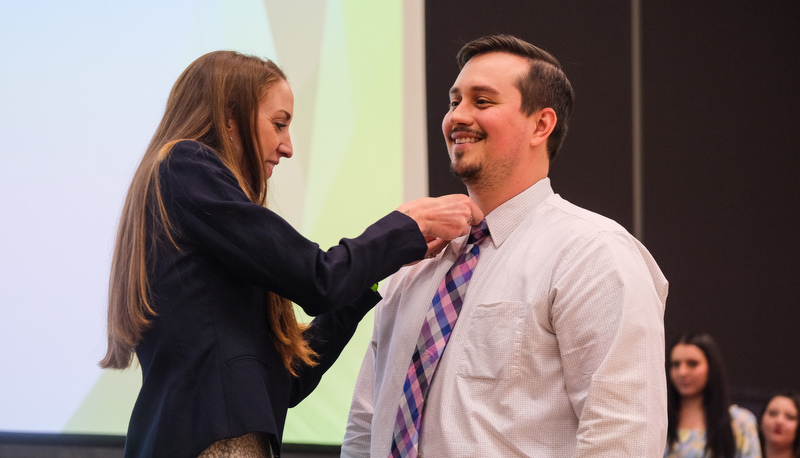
[[159, 141, 427, 316], [288, 289, 380, 405]]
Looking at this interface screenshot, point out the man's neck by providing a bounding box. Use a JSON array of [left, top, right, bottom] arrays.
[[468, 170, 548, 214]]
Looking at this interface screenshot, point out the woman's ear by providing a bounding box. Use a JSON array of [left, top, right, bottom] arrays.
[[225, 114, 242, 149], [529, 107, 557, 148], [225, 112, 237, 137]]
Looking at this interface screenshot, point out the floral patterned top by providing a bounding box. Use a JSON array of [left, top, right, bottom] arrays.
[[664, 405, 762, 457]]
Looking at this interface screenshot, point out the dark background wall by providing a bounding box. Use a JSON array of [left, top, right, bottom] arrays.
[[642, 1, 800, 403], [425, 0, 800, 410]]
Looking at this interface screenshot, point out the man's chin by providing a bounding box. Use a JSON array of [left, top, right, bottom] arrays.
[[450, 162, 482, 184]]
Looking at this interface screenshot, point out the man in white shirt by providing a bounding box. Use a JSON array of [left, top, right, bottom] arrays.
[[342, 34, 668, 457]]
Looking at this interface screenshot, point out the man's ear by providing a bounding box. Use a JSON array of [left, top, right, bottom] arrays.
[[530, 107, 557, 148]]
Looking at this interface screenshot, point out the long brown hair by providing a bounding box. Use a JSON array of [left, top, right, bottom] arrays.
[[100, 51, 317, 376]]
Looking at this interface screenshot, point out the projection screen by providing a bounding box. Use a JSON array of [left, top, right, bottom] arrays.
[[0, 0, 427, 445]]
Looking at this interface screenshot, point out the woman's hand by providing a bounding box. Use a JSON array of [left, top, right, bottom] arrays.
[[396, 194, 483, 241]]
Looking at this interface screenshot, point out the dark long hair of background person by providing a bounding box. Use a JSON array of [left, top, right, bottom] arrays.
[[667, 331, 737, 457]]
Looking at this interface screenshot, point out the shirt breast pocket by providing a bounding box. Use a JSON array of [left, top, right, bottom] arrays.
[[456, 300, 524, 380]]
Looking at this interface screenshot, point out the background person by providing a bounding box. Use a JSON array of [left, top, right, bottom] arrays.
[[100, 50, 481, 458], [666, 331, 761, 457], [759, 390, 800, 458]]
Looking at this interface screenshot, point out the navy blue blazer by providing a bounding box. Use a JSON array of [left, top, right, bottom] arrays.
[[124, 141, 426, 457]]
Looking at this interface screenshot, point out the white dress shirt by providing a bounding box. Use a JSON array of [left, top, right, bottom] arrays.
[[342, 178, 669, 457]]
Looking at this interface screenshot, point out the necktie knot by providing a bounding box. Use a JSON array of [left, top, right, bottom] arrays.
[[467, 219, 490, 245]]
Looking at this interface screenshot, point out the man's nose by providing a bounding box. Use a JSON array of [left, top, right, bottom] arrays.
[[449, 103, 472, 125]]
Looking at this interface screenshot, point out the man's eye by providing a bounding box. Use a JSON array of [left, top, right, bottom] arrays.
[[449, 100, 460, 108], [275, 123, 286, 131]]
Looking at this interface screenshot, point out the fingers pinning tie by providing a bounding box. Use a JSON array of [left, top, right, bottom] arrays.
[[468, 216, 474, 225]]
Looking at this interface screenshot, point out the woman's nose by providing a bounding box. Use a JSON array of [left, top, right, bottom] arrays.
[[280, 135, 293, 158]]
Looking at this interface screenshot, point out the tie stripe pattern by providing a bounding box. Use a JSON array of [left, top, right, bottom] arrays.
[[390, 219, 490, 458]]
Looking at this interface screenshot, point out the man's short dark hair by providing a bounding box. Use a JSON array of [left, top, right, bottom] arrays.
[[457, 35, 575, 161]]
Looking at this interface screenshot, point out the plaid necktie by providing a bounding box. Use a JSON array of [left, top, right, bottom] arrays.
[[389, 219, 490, 458]]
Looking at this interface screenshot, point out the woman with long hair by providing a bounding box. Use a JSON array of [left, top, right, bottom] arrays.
[[100, 50, 481, 458], [759, 390, 800, 458], [665, 331, 761, 457]]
